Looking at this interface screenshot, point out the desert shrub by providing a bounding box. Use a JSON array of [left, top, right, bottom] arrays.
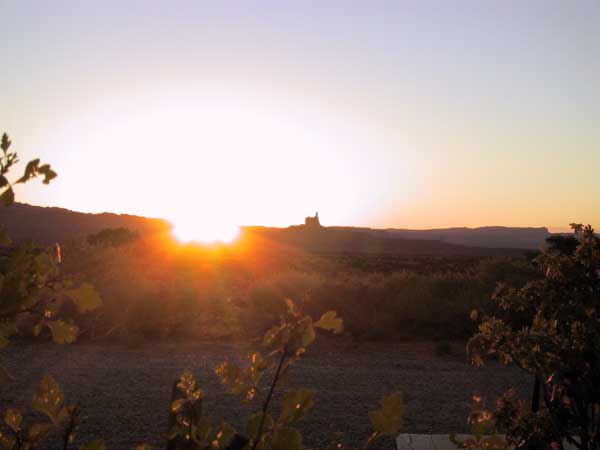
[[58, 244, 536, 341], [469, 224, 600, 450], [87, 227, 139, 247], [295, 270, 493, 339]]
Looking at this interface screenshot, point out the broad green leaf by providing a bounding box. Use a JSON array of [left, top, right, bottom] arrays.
[[271, 427, 302, 450], [32, 375, 64, 424], [0, 187, 14, 206], [66, 283, 102, 313], [47, 320, 78, 344], [368, 392, 403, 435], [4, 409, 22, 432], [279, 389, 314, 424], [28, 423, 52, 442], [79, 440, 106, 450], [315, 311, 343, 334]]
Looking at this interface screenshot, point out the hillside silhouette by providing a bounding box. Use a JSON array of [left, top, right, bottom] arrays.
[[0, 203, 550, 256], [0, 203, 169, 243]]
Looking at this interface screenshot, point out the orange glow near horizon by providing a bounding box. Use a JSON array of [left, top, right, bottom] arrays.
[[171, 218, 240, 244]]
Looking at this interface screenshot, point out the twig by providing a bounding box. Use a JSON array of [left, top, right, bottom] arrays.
[[250, 346, 288, 450]]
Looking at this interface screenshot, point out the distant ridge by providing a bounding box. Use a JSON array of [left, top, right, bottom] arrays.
[[326, 225, 549, 249], [382, 226, 549, 249], [0, 203, 169, 244], [1, 203, 548, 254], [242, 225, 528, 257]]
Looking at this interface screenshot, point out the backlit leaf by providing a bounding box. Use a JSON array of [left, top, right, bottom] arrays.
[[66, 283, 102, 313], [279, 389, 314, 424], [300, 324, 315, 347], [47, 320, 78, 344], [368, 392, 403, 435], [37, 164, 57, 184], [171, 398, 187, 413], [32, 375, 64, 424], [16, 159, 40, 184], [177, 369, 203, 401], [315, 311, 343, 334], [1, 134, 11, 151]]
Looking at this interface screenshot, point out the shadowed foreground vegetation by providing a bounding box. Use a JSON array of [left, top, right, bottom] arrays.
[[49, 232, 539, 343]]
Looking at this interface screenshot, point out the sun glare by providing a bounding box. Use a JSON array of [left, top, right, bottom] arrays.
[[172, 219, 240, 244]]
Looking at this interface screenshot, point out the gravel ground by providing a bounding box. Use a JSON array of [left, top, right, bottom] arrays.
[[1, 338, 531, 449]]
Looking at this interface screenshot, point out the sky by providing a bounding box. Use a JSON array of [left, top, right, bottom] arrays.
[[1, 0, 599, 235]]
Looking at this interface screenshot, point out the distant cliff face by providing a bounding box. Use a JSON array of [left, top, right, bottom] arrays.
[[0, 203, 170, 244]]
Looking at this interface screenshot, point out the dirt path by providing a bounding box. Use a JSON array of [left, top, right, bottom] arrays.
[[1, 338, 530, 449]]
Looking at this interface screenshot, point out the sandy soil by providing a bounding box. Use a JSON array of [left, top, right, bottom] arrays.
[[1, 338, 531, 449]]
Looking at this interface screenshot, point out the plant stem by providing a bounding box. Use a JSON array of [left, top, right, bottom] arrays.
[[250, 346, 288, 450]]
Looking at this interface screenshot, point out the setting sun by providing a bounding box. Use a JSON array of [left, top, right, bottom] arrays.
[[171, 217, 240, 244]]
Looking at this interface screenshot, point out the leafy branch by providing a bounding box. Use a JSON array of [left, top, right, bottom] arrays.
[[0, 133, 56, 207]]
